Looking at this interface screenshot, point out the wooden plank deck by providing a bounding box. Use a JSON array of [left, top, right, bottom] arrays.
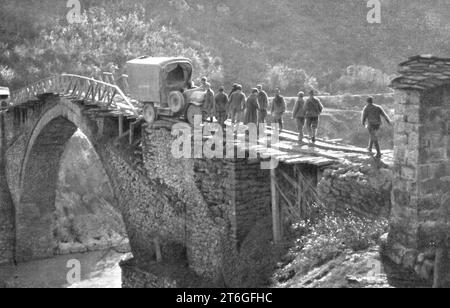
[[229, 124, 394, 167]]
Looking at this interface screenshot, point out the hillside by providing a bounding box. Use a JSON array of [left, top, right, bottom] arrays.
[[1, 0, 450, 94]]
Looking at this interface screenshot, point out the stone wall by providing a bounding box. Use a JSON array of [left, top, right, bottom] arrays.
[[141, 127, 227, 280], [385, 85, 450, 284], [318, 160, 393, 218], [194, 158, 270, 243], [0, 113, 14, 264], [0, 171, 14, 265], [388, 90, 422, 254], [416, 86, 450, 247], [117, 124, 273, 287]]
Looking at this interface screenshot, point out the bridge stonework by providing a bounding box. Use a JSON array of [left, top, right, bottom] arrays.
[[0, 95, 272, 286], [0, 110, 15, 264], [0, 96, 118, 262], [119, 127, 272, 286]]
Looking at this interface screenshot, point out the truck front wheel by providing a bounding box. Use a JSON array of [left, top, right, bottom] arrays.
[[143, 103, 157, 124], [186, 104, 203, 126]]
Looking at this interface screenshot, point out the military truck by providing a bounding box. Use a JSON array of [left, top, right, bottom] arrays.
[[0, 87, 10, 111], [126, 56, 206, 126]]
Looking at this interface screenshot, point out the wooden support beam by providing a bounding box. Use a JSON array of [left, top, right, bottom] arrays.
[[117, 130, 131, 141], [96, 118, 104, 137], [275, 182, 302, 221], [118, 115, 124, 136], [271, 168, 282, 244], [129, 122, 135, 145], [154, 237, 162, 263]]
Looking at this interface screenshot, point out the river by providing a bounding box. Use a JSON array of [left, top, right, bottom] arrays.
[[0, 250, 131, 288]]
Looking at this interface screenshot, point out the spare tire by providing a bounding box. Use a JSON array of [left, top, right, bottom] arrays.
[[168, 91, 185, 114]]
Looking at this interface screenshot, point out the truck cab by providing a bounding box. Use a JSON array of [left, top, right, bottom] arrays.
[[126, 56, 204, 125], [0, 87, 10, 111]]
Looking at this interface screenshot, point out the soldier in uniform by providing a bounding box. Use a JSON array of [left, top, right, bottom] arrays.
[[244, 88, 260, 125], [228, 85, 246, 125], [256, 84, 269, 126], [214, 86, 229, 127], [362, 97, 392, 158], [203, 83, 215, 122], [292, 91, 306, 143], [304, 90, 324, 143], [270, 88, 286, 132]]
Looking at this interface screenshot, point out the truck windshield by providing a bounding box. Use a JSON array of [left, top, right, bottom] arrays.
[[166, 64, 186, 85]]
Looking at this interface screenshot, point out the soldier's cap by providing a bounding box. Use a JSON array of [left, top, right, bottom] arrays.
[[256, 84, 262, 88], [298, 91, 305, 97], [367, 97, 374, 103]]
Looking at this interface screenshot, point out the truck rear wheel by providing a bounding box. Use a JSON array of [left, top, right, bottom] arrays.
[[186, 104, 202, 126], [143, 103, 157, 124]]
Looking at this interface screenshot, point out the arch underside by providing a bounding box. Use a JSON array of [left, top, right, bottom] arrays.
[[17, 117, 78, 260], [13, 99, 122, 262]]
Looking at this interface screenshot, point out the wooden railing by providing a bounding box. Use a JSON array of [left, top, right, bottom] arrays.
[[10, 74, 139, 117]]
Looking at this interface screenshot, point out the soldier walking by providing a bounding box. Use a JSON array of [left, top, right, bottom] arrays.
[[256, 84, 269, 126], [270, 88, 286, 132], [244, 89, 260, 125], [304, 90, 323, 143], [203, 83, 215, 122], [214, 86, 229, 127], [228, 85, 247, 125], [292, 91, 306, 144], [362, 97, 392, 158]]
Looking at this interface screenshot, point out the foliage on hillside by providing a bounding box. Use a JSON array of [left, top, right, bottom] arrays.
[[0, 3, 220, 89], [1, 0, 450, 93]]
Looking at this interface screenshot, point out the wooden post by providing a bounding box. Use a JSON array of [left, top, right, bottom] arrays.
[[118, 115, 124, 137], [298, 166, 305, 220], [154, 237, 162, 263], [97, 118, 104, 137], [129, 122, 134, 145], [271, 168, 282, 244]]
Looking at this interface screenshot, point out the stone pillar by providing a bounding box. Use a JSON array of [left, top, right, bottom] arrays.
[[389, 90, 421, 255], [387, 85, 450, 284], [0, 112, 15, 264]]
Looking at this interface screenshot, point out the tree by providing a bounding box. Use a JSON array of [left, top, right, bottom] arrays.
[[2, 6, 222, 89]]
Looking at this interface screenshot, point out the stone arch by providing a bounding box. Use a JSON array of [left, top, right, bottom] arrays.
[[15, 98, 120, 262]]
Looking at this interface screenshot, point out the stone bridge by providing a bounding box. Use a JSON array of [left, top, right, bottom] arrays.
[[0, 87, 280, 286], [0, 74, 395, 287]]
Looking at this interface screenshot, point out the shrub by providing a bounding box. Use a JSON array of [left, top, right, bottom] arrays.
[[264, 64, 318, 94], [334, 65, 394, 94], [289, 208, 388, 275]]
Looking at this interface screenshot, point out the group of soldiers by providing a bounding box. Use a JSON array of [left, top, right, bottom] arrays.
[[198, 77, 392, 158], [200, 80, 273, 128]]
